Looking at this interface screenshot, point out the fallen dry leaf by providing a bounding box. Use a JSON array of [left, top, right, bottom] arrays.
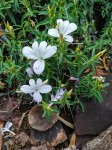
[[30, 145, 55, 150], [0, 81, 5, 89], [18, 110, 29, 127], [0, 122, 4, 150], [57, 115, 74, 129], [69, 132, 76, 149], [102, 54, 109, 71], [0, 97, 20, 121], [95, 67, 107, 76], [0, 29, 6, 36]]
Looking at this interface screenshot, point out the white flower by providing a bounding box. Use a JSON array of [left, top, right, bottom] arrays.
[[20, 78, 52, 103], [22, 41, 57, 75], [92, 76, 105, 82], [1, 121, 15, 135], [26, 67, 34, 77], [51, 88, 65, 101], [48, 19, 77, 43]]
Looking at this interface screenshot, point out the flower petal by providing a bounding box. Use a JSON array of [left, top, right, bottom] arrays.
[[36, 78, 42, 88], [32, 41, 39, 52], [22, 46, 38, 59], [33, 91, 42, 103], [1, 128, 6, 135], [55, 89, 65, 100], [63, 20, 69, 33], [65, 35, 74, 43], [26, 67, 34, 77], [29, 79, 36, 89], [51, 94, 55, 101], [64, 23, 77, 36], [48, 29, 59, 37], [57, 19, 63, 24], [43, 45, 57, 59], [20, 85, 34, 93], [57, 19, 64, 33], [33, 60, 45, 75], [39, 85, 52, 93], [5, 122, 13, 129], [39, 41, 47, 51]]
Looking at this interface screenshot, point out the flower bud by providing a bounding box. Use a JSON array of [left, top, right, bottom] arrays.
[[60, 33, 64, 44], [93, 49, 106, 60], [98, 84, 103, 90], [58, 0, 61, 6], [48, 5, 51, 17], [42, 79, 48, 85], [9, 26, 15, 38], [67, 89, 73, 96], [52, 14, 56, 21], [60, 84, 66, 88]]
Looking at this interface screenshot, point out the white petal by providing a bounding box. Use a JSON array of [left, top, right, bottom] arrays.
[[26, 67, 34, 77], [39, 85, 52, 93], [57, 19, 64, 33], [39, 41, 47, 52], [1, 128, 5, 135], [32, 41, 39, 52], [65, 35, 74, 43], [60, 89, 65, 95], [22, 46, 38, 59], [55, 89, 65, 100], [33, 91, 42, 103], [64, 23, 77, 36], [36, 78, 42, 88], [48, 29, 59, 37], [29, 79, 36, 89], [20, 85, 34, 93], [51, 94, 55, 101], [43, 45, 57, 59], [63, 20, 69, 33], [5, 122, 13, 129], [57, 19, 63, 24], [33, 60, 45, 75]]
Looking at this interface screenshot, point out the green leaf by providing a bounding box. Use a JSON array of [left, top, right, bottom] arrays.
[[59, 53, 63, 64], [7, 10, 17, 25]]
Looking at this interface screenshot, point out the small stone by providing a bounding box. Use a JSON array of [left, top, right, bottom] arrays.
[[75, 74, 112, 135], [30, 145, 55, 150], [82, 125, 112, 150], [30, 121, 67, 147], [28, 105, 58, 131]]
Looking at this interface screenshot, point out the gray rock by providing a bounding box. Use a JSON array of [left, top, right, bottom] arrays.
[[30, 121, 67, 147], [30, 145, 55, 150], [81, 125, 112, 150], [75, 74, 112, 135], [28, 105, 58, 131], [76, 135, 95, 149]]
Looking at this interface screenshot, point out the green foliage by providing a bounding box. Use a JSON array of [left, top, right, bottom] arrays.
[[0, 0, 111, 113], [75, 73, 109, 102]]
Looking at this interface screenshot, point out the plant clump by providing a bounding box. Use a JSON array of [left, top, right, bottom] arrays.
[[0, 0, 111, 120]]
